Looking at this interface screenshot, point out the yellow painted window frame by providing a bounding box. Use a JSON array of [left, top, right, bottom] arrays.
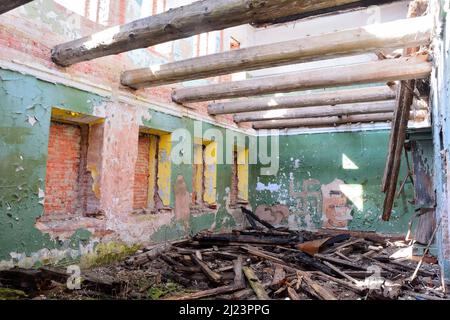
[[193, 139, 217, 205], [140, 128, 172, 208]]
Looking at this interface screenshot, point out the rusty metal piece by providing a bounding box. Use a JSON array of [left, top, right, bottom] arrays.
[[296, 238, 332, 256]]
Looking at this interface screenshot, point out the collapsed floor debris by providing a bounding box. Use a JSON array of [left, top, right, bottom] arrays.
[[0, 209, 448, 300]]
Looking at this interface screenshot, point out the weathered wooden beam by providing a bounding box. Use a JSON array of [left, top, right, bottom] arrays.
[[209, 86, 396, 115], [252, 111, 424, 129], [121, 16, 430, 88], [242, 266, 270, 300], [234, 100, 395, 123], [0, 0, 33, 14], [382, 81, 415, 220], [51, 0, 367, 67], [191, 254, 223, 285], [254, 0, 401, 26], [381, 0, 428, 221], [172, 56, 431, 103]]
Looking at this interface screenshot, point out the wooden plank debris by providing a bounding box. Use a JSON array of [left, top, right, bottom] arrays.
[[410, 219, 441, 281], [1, 228, 443, 300], [381, 0, 429, 221], [243, 266, 270, 300], [192, 254, 223, 285], [241, 206, 275, 229]]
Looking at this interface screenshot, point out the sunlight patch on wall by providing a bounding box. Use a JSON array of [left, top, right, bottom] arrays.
[[340, 184, 363, 211], [342, 153, 359, 170]]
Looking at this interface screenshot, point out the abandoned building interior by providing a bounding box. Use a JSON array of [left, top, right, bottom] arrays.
[[1, 0, 450, 300]]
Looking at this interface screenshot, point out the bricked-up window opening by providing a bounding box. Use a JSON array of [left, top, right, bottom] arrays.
[[193, 142, 217, 209], [192, 144, 206, 205], [133, 133, 163, 212], [230, 150, 239, 207], [230, 147, 249, 207], [44, 121, 101, 219]]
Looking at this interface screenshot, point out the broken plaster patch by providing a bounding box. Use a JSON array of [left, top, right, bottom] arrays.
[[93, 102, 107, 118], [38, 188, 45, 205], [256, 179, 281, 192], [27, 115, 37, 126], [0, 242, 97, 271]]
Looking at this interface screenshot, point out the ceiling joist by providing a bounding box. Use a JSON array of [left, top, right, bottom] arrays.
[[51, 0, 374, 67], [234, 100, 396, 123], [0, 0, 33, 15], [122, 16, 430, 89], [253, 113, 395, 129], [252, 110, 424, 129], [208, 86, 396, 115], [172, 56, 431, 103]]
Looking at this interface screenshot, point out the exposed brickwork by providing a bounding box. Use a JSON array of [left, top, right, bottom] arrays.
[[78, 124, 102, 215], [133, 134, 151, 209], [44, 121, 82, 216], [85, 122, 104, 214], [44, 121, 102, 219], [230, 150, 239, 206], [0, 3, 244, 127]]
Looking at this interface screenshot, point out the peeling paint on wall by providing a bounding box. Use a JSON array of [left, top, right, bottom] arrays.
[[250, 131, 415, 234], [0, 68, 104, 261], [0, 68, 247, 265]]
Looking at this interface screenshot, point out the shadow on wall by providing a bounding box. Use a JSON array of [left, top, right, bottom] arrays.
[[251, 131, 414, 235]]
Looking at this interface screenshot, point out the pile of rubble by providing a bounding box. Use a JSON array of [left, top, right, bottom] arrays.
[[0, 209, 448, 300]]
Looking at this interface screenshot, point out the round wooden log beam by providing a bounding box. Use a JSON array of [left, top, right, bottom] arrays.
[[121, 16, 430, 88], [234, 100, 396, 123], [208, 86, 396, 115], [51, 0, 364, 66], [171, 56, 432, 103], [252, 110, 425, 129]]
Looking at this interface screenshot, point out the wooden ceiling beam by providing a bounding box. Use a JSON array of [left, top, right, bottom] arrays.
[[172, 56, 431, 103], [252, 110, 424, 129], [51, 0, 367, 66], [234, 100, 396, 123], [122, 16, 430, 88], [208, 86, 396, 115]]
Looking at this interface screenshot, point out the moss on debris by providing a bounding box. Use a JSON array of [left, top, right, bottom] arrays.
[[80, 242, 141, 269], [0, 288, 28, 300]]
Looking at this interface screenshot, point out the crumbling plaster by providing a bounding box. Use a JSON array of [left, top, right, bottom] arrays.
[[0, 68, 244, 267], [249, 132, 416, 234], [0, 0, 248, 128], [430, 0, 450, 278]]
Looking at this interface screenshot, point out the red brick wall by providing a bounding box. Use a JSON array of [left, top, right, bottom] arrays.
[[44, 122, 82, 216], [0, 4, 248, 128], [77, 124, 102, 215], [230, 151, 239, 206], [133, 134, 150, 209]]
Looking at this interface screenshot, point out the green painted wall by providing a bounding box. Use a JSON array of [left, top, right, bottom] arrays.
[[249, 131, 415, 235], [143, 118, 249, 241], [0, 68, 245, 261], [1, 67, 417, 265], [0, 68, 104, 261]]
